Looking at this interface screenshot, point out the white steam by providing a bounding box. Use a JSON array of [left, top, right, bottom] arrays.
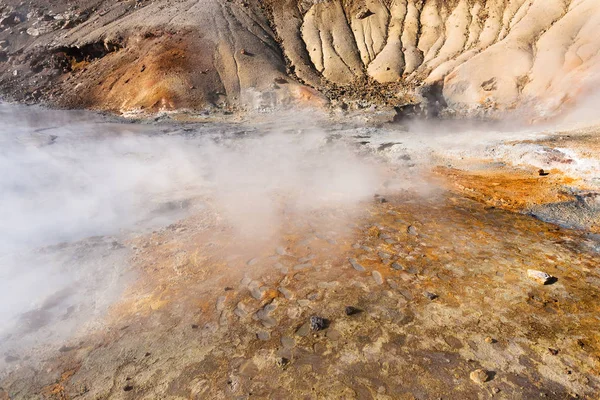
[[0, 105, 383, 363]]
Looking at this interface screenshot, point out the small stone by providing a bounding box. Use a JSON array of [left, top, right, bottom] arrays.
[[276, 357, 289, 367], [216, 296, 226, 311], [548, 348, 559, 355], [492, 387, 500, 394], [278, 287, 293, 299], [391, 262, 404, 270], [293, 263, 311, 271], [310, 316, 327, 331], [407, 225, 418, 235], [281, 336, 295, 348], [356, 9, 374, 19], [247, 257, 259, 266], [527, 269, 554, 285], [538, 169, 549, 176], [345, 306, 361, 316], [470, 369, 490, 384], [485, 336, 495, 344], [257, 331, 270, 341], [349, 258, 365, 272], [372, 271, 384, 285], [275, 246, 286, 255], [274, 77, 288, 84], [423, 291, 438, 300], [295, 322, 310, 337]]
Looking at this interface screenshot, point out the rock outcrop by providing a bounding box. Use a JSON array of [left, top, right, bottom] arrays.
[[0, 0, 599, 117]]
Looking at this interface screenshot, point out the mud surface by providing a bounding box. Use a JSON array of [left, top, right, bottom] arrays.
[[1, 107, 600, 399]]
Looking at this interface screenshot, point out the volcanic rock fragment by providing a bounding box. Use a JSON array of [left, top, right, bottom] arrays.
[[345, 306, 361, 316], [527, 269, 555, 285], [310, 316, 327, 331], [470, 369, 490, 384]]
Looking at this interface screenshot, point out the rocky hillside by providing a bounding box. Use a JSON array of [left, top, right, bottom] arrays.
[[0, 0, 599, 117]]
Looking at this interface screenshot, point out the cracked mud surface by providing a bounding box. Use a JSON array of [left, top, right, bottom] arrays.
[[1, 108, 599, 399]]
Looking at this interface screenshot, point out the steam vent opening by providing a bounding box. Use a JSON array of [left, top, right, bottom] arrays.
[[1, 1, 600, 399]]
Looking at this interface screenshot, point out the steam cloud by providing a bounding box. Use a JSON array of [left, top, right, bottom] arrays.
[[0, 105, 383, 365]]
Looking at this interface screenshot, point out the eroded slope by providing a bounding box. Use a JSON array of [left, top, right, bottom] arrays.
[[0, 0, 599, 116]]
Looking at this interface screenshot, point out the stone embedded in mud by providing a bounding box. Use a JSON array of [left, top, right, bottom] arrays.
[[256, 331, 270, 341], [372, 271, 384, 285], [277, 357, 289, 367], [407, 225, 418, 235], [527, 269, 554, 285], [470, 369, 490, 384], [310, 316, 327, 331], [345, 306, 361, 316], [349, 258, 365, 272], [391, 262, 404, 271], [423, 291, 438, 300], [356, 9, 374, 19]]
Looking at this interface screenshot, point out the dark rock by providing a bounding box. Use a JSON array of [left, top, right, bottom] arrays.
[[310, 316, 328, 331], [345, 306, 361, 316], [423, 291, 438, 300], [356, 9, 374, 19], [276, 357, 289, 367], [548, 348, 559, 355]]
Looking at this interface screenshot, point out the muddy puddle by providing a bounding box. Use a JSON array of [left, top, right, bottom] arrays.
[[1, 105, 599, 399]]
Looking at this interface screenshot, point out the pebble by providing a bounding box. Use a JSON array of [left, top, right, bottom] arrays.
[[298, 255, 315, 263], [310, 316, 327, 331], [278, 287, 293, 299], [470, 369, 490, 384], [250, 287, 265, 300], [295, 322, 310, 337], [281, 336, 295, 348], [276, 357, 289, 367], [234, 302, 248, 318], [423, 291, 438, 300], [293, 263, 312, 271], [527, 269, 554, 285], [407, 225, 418, 235], [372, 271, 384, 285], [391, 262, 404, 270], [257, 331, 270, 341], [485, 336, 495, 344], [349, 258, 365, 272], [275, 246, 286, 255], [247, 258, 259, 266], [215, 296, 226, 312], [240, 277, 251, 286], [345, 306, 361, 316]]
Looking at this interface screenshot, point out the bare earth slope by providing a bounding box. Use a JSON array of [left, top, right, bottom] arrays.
[[1, 0, 599, 116]]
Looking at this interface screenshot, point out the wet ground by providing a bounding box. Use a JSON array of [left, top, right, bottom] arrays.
[[1, 106, 599, 399]]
